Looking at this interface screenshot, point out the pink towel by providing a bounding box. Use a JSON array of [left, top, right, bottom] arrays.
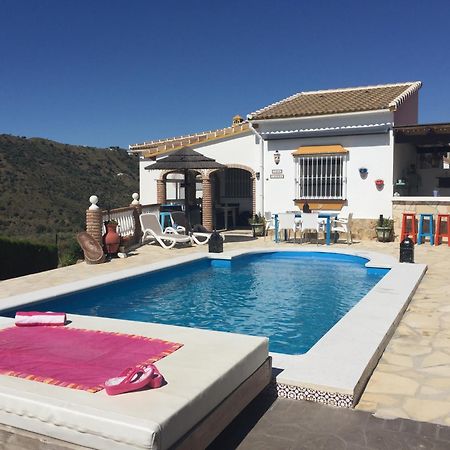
[[15, 311, 67, 327], [0, 326, 182, 392]]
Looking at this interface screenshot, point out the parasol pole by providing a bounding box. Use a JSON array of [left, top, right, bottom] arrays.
[[184, 168, 191, 230]]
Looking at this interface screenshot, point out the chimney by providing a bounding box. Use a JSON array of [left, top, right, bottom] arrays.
[[232, 115, 243, 125]]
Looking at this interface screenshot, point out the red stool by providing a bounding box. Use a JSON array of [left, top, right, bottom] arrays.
[[400, 212, 417, 243], [435, 214, 450, 246]]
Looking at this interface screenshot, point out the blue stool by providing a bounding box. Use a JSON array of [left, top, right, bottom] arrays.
[[159, 212, 172, 230], [417, 213, 434, 245]]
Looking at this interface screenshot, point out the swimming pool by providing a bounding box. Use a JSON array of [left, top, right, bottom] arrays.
[[3, 252, 388, 354]]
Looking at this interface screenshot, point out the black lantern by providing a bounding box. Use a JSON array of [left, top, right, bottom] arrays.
[[274, 150, 280, 165], [208, 230, 224, 253], [400, 236, 414, 263]]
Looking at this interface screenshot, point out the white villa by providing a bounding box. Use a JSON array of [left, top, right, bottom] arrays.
[[130, 81, 450, 237]]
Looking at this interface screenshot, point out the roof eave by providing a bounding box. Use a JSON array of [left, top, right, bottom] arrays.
[[249, 109, 391, 124], [132, 128, 254, 158], [388, 81, 422, 111]]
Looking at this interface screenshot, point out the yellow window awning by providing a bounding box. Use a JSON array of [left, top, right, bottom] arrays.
[[292, 145, 348, 156]]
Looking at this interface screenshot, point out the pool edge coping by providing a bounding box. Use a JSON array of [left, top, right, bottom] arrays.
[[0, 247, 426, 408]]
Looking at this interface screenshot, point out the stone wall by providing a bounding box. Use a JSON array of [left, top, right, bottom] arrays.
[[352, 218, 379, 241]]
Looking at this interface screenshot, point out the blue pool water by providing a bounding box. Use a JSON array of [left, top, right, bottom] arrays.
[[4, 252, 388, 355]]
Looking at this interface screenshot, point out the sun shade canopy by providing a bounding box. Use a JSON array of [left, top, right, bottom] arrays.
[[292, 145, 348, 156], [145, 147, 226, 171]]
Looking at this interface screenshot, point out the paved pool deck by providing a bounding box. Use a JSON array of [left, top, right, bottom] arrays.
[[1, 235, 450, 430]]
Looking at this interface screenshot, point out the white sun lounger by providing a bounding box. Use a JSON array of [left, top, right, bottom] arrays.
[[140, 213, 192, 249], [167, 211, 225, 246]]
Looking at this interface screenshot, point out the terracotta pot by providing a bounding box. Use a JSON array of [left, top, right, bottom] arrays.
[[104, 223, 120, 255]]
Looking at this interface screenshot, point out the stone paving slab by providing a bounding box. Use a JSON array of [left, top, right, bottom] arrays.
[[354, 242, 450, 427], [208, 391, 450, 449]]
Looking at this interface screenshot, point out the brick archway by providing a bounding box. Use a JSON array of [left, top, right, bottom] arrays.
[[204, 165, 256, 230], [156, 169, 201, 205], [156, 166, 256, 231], [211, 164, 256, 217]]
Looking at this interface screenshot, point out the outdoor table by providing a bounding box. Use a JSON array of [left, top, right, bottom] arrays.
[[215, 204, 238, 229], [273, 212, 338, 245]]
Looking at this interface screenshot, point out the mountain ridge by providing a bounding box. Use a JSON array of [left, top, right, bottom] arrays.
[[0, 134, 139, 240]]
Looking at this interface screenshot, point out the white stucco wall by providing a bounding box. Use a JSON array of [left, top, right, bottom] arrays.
[[138, 132, 262, 208], [256, 110, 393, 134], [393, 92, 419, 126], [263, 132, 394, 219], [257, 111, 395, 219], [139, 158, 159, 205], [137, 108, 422, 219]]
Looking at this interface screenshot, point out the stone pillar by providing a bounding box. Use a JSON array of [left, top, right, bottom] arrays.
[[202, 177, 213, 231], [156, 179, 166, 204], [86, 195, 103, 246], [130, 193, 142, 246]]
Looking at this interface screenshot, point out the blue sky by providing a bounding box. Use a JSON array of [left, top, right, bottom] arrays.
[[1, 0, 450, 148]]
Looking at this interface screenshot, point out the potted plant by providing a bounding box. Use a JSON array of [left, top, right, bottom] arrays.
[[376, 216, 394, 242], [248, 213, 266, 237]]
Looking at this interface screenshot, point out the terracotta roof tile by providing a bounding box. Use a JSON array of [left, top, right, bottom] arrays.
[[248, 82, 422, 120]]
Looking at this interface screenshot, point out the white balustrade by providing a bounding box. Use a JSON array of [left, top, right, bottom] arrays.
[[98, 203, 159, 239], [111, 209, 135, 237]]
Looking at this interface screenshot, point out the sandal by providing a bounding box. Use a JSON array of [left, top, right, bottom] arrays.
[[104, 364, 163, 395], [147, 364, 164, 389]]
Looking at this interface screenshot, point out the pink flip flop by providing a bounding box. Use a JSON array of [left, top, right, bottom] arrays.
[[104, 364, 163, 396], [147, 364, 164, 389]]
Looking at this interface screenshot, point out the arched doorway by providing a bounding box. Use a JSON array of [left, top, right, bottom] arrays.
[[157, 164, 256, 231], [209, 166, 255, 229]]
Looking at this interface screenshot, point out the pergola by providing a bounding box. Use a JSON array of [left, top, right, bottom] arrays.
[[394, 123, 450, 146], [394, 123, 450, 193], [145, 147, 226, 230]]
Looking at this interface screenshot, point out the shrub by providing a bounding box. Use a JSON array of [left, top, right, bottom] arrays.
[[58, 235, 83, 267], [0, 236, 58, 280]]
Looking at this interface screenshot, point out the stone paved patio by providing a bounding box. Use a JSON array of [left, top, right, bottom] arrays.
[[1, 234, 450, 447], [209, 392, 450, 449]]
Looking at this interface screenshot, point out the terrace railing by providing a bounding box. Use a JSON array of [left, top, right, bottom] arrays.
[[102, 206, 136, 238], [86, 193, 159, 250]]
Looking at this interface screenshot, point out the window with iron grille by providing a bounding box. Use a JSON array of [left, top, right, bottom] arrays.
[[295, 154, 347, 199], [225, 169, 252, 198]]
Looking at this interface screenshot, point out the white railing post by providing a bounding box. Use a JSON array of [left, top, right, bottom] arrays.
[[131, 192, 140, 206]]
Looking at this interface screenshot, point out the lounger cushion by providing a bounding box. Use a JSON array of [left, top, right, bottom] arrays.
[[0, 315, 268, 450]]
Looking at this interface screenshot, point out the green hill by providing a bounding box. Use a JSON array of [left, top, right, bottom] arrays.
[[0, 134, 139, 242]]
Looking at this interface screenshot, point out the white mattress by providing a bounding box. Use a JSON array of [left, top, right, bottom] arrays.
[[0, 315, 268, 449]]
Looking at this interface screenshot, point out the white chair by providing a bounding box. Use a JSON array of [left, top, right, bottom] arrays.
[[264, 211, 275, 239], [331, 212, 353, 244], [278, 212, 299, 242], [139, 213, 192, 249], [300, 213, 320, 244]]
